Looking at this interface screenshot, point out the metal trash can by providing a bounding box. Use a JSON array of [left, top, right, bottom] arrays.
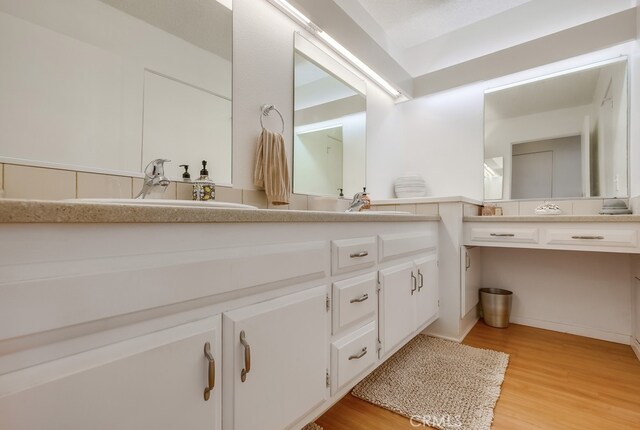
[[479, 288, 513, 328]]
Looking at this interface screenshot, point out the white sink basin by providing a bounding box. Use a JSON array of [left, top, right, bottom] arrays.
[[68, 198, 257, 210]]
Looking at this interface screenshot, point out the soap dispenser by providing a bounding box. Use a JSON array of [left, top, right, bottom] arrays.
[[192, 160, 216, 201], [180, 165, 191, 180], [361, 187, 371, 210]]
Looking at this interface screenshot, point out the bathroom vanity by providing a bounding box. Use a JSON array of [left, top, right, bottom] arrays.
[[0, 200, 439, 430], [463, 214, 640, 359]]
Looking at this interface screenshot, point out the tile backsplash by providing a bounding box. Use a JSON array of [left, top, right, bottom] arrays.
[[0, 162, 355, 211], [491, 198, 627, 215]]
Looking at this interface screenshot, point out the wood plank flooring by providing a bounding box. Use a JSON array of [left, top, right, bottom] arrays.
[[316, 322, 640, 429]]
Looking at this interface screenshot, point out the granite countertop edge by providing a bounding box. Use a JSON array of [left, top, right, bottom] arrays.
[[0, 199, 440, 224]]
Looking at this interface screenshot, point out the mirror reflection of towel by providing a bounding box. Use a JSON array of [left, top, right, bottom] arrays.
[[254, 129, 290, 205]]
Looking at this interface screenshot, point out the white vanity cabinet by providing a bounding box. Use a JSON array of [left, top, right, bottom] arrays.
[[222, 285, 328, 430], [378, 231, 439, 355], [0, 315, 222, 430], [0, 214, 440, 430]]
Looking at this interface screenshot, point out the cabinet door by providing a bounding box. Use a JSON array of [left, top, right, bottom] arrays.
[[415, 253, 439, 328], [379, 262, 416, 355], [461, 246, 482, 317], [223, 286, 328, 430], [0, 316, 222, 430]]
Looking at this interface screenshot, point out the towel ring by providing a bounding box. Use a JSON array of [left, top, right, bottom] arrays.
[[260, 104, 285, 133]]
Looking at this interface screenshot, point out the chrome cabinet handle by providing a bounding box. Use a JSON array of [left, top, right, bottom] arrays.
[[348, 347, 367, 360], [490, 233, 515, 237], [411, 272, 417, 295], [465, 251, 471, 270], [350, 251, 369, 258], [240, 330, 251, 382], [350, 293, 369, 303], [417, 270, 424, 291], [203, 342, 215, 401], [571, 235, 604, 240]]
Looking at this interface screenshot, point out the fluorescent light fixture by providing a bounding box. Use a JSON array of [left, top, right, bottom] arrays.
[[315, 31, 401, 98], [485, 56, 627, 94], [270, 0, 311, 24], [268, 0, 401, 98]]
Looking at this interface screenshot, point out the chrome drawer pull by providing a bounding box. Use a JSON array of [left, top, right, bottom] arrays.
[[571, 235, 604, 240], [490, 233, 515, 237], [350, 251, 369, 258], [240, 331, 251, 382], [348, 347, 367, 360], [203, 342, 215, 401], [417, 270, 424, 291], [350, 293, 369, 304]]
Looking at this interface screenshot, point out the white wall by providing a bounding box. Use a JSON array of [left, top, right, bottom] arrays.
[[481, 248, 632, 343], [232, 0, 400, 196], [392, 83, 485, 200]]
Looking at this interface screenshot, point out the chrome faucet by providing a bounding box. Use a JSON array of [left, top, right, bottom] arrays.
[[346, 191, 367, 212], [135, 159, 171, 199]]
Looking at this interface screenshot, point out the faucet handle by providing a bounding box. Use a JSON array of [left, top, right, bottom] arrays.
[[144, 159, 171, 176]]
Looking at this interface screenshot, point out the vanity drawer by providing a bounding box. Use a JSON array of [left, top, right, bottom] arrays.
[[332, 237, 377, 275], [330, 321, 377, 395], [470, 227, 539, 244], [545, 228, 638, 248], [378, 230, 437, 262], [332, 273, 377, 334]]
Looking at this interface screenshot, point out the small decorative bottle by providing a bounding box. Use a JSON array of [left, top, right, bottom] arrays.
[[361, 187, 371, 210], [192, 160, 216, 201]]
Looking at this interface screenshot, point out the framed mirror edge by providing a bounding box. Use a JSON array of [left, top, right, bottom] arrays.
[[482, 55, 630, 202]]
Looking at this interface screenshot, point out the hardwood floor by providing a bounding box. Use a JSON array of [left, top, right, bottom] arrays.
[[315, 322, 640, 429]]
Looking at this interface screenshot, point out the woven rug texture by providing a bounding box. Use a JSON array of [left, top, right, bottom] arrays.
[[351, 335, 509, 430]]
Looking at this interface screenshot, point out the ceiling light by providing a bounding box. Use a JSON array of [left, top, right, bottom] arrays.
[[315, 31, 401, 98], [270, 0, 311, 24], [485, 56, 626, 94], [267, 0, 401, 98]]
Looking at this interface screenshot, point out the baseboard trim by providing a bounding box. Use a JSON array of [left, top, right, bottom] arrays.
[[632, 336, 640, 361], [511, 316, 630, 345]]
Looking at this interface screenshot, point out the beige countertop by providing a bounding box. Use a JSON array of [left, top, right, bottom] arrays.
[[464, 215, 640, 223], [0, 199, 440, 223]]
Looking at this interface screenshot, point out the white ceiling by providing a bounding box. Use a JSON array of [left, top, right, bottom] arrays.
[[99, 0, 232, 61], [352, 0, 532, 50], [330, 0, 637, 80]]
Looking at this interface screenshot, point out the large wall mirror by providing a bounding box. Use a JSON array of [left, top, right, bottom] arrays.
[[484, 57, 628, 201], [293, 33, 366, 198], [0, 0, 232, 184]]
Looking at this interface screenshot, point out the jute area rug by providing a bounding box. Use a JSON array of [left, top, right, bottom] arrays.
[[300, 423, 322, 430], [352, 335, 509, 430]]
